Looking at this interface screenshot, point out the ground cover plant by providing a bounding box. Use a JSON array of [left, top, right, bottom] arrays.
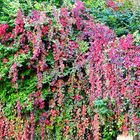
[[0, 1, 139, 140]]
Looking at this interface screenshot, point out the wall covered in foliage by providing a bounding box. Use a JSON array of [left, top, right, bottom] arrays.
[[0, 0, 139, 140]]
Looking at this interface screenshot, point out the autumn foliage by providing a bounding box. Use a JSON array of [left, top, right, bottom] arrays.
[[0, 1, 139, 139]]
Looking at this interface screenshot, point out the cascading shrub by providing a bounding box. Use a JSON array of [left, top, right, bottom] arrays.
[[0, 1, 139, 139]]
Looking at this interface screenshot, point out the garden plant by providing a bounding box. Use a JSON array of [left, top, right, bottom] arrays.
[[0, 0, 139, 140]]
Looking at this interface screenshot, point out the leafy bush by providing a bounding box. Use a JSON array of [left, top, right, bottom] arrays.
[[85, 0, 140, 37], [1, 0, 140, 37], [0, 1, 139, 139]]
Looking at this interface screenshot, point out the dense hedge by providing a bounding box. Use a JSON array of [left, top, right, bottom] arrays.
[[1, 0, 140, 37], [0, 1, 139, 140]]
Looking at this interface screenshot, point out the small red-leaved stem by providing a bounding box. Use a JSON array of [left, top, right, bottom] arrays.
[[0, 24, 8, 38], [93, 113, 100, 140]]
